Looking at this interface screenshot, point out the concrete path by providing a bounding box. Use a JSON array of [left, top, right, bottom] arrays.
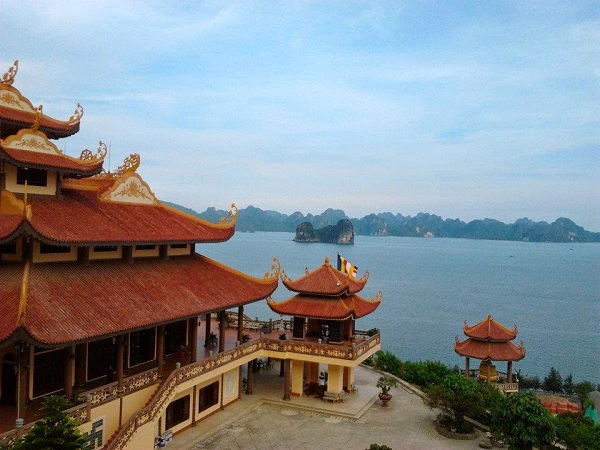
[[168, 366, 486, 450]]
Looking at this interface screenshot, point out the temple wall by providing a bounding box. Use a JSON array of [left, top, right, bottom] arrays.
[[121, 385, 157, 425], [4, 165, 57, 195]]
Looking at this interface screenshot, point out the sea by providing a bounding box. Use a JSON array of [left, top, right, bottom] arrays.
[[200, 232, 600, 384]]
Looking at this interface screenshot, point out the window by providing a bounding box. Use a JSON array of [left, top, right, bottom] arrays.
[[88, 338, 116, 381], [129, 328, 156, 367], [16, 167, 47, 187], [33, 349, 64, 397], [164, 321, 187, 355], [135, 244, 156, 251], [165, 396, 190, 429], [40, 243, 71, 254], [198, 381, 219, 413], [93, 245, 118, 252], [169, 244, 187, 249], [0, 242, 17, 254]]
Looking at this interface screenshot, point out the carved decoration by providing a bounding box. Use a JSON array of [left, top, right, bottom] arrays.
[[68, 103, 84, 123], [264, 257, 281, 279], [80, 141, 107, 162], [100, 172, 158, 205], [114, 153, 141, 176], [1, 60, 18, 86], [219, 203, 239, 226]]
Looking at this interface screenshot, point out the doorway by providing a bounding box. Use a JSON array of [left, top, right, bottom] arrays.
[[1, 353, 17, 406]]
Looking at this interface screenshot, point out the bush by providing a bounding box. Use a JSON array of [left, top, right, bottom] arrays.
[[555, 412, 600, 450], [400, 360, 453, 389]]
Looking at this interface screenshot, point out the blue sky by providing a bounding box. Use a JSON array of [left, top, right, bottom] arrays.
[[2, 1, 599, 230]]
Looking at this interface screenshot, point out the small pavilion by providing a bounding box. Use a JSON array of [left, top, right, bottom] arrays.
[[455, 314, 525, 388], [267, 256, 382, 401]]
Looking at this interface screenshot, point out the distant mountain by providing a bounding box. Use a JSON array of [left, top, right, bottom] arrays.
[[163, 202, 600, 243]]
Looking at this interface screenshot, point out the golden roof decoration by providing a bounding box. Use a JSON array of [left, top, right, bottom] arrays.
[[114, 153, 141, 176], [264, 257, 281, 280], [1, 60, 18, 86], [79, 141, 108, 163], [219, 203, 239, 227]]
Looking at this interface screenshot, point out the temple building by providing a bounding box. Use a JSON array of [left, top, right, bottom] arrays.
[[267, 257, 382, 402], [0, 61, 383, 449], [454, 314, 525, 394]]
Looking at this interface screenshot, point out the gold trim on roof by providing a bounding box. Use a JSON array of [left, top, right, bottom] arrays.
[[17, 259, 30, 326], [264, 257, 281, 280], [1, 60, 18, 86], [218, 203, 239, 227], [115, 153, 141, 176], [80, 141, 107, 162], [68, 103, 84, 124]]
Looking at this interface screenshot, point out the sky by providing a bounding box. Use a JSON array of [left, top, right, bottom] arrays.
[[1, 1, 599, 230]]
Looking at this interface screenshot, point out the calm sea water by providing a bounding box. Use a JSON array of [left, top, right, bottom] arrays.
[[200, 232, 600, 384]]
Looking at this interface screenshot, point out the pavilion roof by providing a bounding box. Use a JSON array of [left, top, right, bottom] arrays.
[[0, 127, 104, 176], [266, 291, 382, 320], [280, 256, 368, 296], [462, 314, 518, 341], [0, 254, 279, 346], [1, 60, 81, 139], [454, 337, 526, 361], [0, 173, 237, 245]]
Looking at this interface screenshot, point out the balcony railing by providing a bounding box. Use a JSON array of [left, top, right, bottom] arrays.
[[105, 332, 380, 450]]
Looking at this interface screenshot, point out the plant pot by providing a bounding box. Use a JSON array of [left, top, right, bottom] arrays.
[[379, 393, 392, 407]]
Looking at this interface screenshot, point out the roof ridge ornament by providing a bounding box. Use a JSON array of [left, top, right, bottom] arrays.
[[68, 103, 84, 124], [219, 203, 239, 226], [80, 141, 108, 162], [1, 60, 18, 86], [264, 257, 281, 279], [114, 153, 141, 176]]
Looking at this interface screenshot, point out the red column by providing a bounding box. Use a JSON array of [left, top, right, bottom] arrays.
[[237, 306, 244, 343], [188, 318, 198, 363], [204, 313, 212, 347], [283, 359, 291, 401], [218, 310, 226, 353]]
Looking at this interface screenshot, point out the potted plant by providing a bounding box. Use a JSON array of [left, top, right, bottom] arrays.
[[376, 375, 399, 407]]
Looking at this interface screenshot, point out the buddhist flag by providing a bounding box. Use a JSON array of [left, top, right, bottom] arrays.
[[337, 254, 358, 279]]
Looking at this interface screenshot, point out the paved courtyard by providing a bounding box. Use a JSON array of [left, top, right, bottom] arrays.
[[168, 365, 487, 450]]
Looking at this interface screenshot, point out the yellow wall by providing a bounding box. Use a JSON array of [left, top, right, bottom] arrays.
[[132, 246, 160, 258], [89, 245, 123, 260], [32, 241, 77, 263], [5, 164, 57, 195]]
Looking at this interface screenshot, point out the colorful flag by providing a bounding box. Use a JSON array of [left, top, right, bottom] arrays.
[[337, 254, 358, 279]]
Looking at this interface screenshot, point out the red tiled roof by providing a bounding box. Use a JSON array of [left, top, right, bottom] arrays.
[[0, 146, 103, 175], [454, 338, 526, 361], [0, 188, 235, 245], [267, 292, 381, 320], [281, 257, 368, 296], [0, 254, 279, 345], [0, 104, 80, 139], [463, 315, 518, 341]]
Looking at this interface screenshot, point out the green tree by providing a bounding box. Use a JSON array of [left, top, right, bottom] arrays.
[[563, 374, 575, 395], [543, 366, 563, 393], [372, 351, 402, 375], [555, 412, 600, 450], [12, 395, 88, 450], [574, 381, 595, 408], [491, 392, 557, 450], [428, 374, 482, 433]]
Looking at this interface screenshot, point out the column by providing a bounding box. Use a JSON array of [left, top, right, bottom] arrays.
[[465, 357, 470, 377], [204, 313, 211, 347], [283, 359, 291, 400], [116, 335, 124, 392], [218, 310, 226, 353], [343, 366, 355, 392], [507, 361, 513, 383], [157, 325, 165, 377], [237, 306, 244, 343], [74, 343, 87, 386], [188, 318, 198, 363], [291, 360, 304, 396], [64, 346, 75, 400], [326, 364, 344, 395], [306, 362, 320, 385], [246, 361, 254, 395]]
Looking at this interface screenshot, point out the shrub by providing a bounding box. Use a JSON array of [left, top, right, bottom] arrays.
[[555, 412, 600, 450]]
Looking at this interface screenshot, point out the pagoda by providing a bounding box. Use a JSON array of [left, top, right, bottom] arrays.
[[454, 314, 525, 391], [267, 256, 382, 402], [0, 60, 280, 448]]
